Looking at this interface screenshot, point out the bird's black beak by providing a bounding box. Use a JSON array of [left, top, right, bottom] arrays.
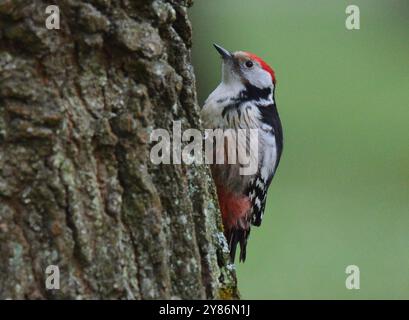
[[213, 43, 232, 60]]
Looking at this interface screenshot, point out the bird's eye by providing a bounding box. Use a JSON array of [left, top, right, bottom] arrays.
[[245, 60, 254, 68]]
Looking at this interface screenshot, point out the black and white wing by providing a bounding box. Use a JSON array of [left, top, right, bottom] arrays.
[[247, 102, 283, 226]]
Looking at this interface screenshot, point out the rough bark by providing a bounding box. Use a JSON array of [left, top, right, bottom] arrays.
[[0, 0, 238, 299]]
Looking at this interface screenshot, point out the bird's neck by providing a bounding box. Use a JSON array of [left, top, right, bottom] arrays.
[[234, 82, 274, 106]]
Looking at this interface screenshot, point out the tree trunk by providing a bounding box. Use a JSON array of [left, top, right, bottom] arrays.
[[0, 0, 238, 299]]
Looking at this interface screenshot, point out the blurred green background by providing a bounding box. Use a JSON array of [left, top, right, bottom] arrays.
[[189, 0, 409, 299]]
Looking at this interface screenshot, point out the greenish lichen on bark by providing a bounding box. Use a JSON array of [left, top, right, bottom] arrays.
[[0, 0, 239, 299]]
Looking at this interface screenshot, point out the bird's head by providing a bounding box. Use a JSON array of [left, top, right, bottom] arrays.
[[213, 43, 276, 90]]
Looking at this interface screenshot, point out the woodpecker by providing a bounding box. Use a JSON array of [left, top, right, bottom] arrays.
[[201, 44, 283, 262]]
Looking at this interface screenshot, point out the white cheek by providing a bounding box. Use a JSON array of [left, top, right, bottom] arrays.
[[222, 61, 241, 84], [246, 69, 272, 88]]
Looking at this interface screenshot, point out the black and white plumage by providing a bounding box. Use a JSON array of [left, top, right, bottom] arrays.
[[248, 95, 283, 227], [201, 44, 283, 262]]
